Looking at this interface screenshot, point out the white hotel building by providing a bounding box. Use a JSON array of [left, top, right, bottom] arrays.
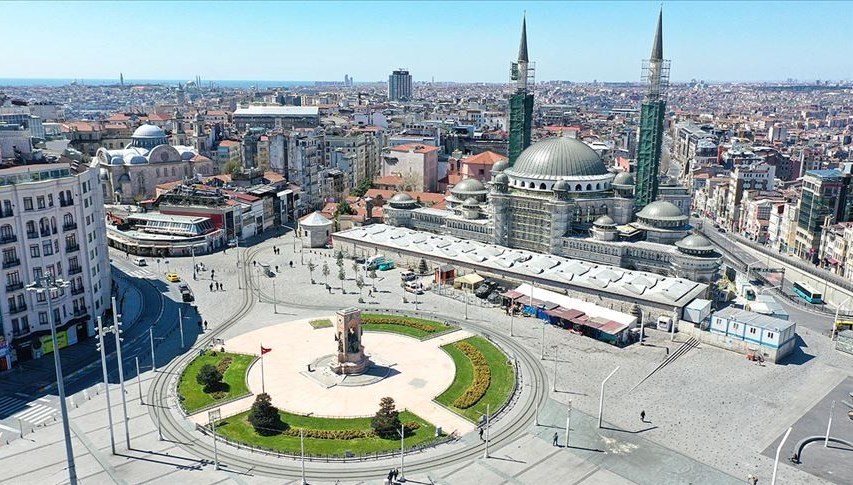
[[0, 162, 110, 369]]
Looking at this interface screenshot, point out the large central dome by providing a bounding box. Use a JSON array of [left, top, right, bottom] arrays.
[[506, 137, 608, 180]]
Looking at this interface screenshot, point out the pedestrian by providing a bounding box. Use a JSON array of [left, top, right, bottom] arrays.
[[478, 428, 484, 441], [640, 410, 646, 422], [393, 469, 399, 481], [204, 320, 208, 330], [275, 265, 279, 273], [253, 260, 257, 267], [211, 269, 215, 279], [221, 282, 224, 291], [209, 282, 214, 292], [552, 431, 559, 447], [387, 470, 393, 482]]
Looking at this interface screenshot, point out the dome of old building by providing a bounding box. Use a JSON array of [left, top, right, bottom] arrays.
[[553, 179, 570, 192], [494, 172, 509, 185], [388, 193, 417, 209], [130, 123, 168, 149], [593, 215, 616, 227], [637, 200, 686, 222], [491, 159, 510, 173], [451, 178, 487, 195], [675, 234, 715, 254], [462, 197, 480, 208], [505, 137, 608, 180], [612, 171, 635, 186]]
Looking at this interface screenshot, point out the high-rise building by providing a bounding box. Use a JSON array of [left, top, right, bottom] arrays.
[[634, 9, 669, 210], [387, 69, 412, 101], [507, 15, 534, 165], [0, 162, 111, 369], [795, 169, 853, 262]]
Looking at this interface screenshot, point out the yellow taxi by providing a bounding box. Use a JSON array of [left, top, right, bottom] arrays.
[[166, 272, 180, 282]]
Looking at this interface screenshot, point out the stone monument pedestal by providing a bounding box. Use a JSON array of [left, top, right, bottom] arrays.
[[330, 308, 371, 375]]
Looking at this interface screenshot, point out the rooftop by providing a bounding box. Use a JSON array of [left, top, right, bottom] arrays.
[[233, 106, 319, 117]]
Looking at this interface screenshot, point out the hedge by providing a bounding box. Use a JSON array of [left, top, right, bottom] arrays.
[[362, 314, 442, 333], [452, 341, 492, 409]]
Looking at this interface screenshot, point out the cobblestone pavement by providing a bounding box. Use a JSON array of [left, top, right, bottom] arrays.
[[0, 230, 850, 484]]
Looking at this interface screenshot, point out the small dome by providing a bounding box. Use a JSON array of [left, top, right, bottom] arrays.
[[463, 197, 480, 208], [129, 155, 148, 165], [491, 159, 509, 173], [494, 172, 509, 185], [110, 156, 124, 165], [132, 124, 166, 139], [612, 171, 635, 186], [389, 193, 414, 203], [676, 234, 714, 252], [451, 178, 486, 194], [636, 200, 687, 222], [553, 179, 570, 192], [506, 137, 607, 180], [593, 215, 616, 227]]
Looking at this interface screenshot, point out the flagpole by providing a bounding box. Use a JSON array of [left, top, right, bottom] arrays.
[[260, 345, 266, 394]]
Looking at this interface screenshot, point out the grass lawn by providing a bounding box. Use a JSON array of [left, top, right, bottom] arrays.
[[309, 318, 333, 329], [361, 313, 456, 340], [216, 410, 437, 456], [435, 336, 515, 422], [178, 352, 255, 413]]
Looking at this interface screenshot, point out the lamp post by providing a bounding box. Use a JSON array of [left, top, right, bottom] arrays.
[[833, 297, 850, 340], [541, 321, 546, 360], [96, 316, 116, 455], [300, 429, 307, 485], [150, 327, 156, 372], [111, 297, 131, 449], [236, 236, 242, 289], [483, 403, 490, 459], [399, 422, 406, 482], [26, 276, 76, 485], [771, 427, 792, 485], [135, 357, 143, 405], [552, 345, 558, 392], [565, 400, 572, 449], [824, 400, 836, 447], [208, 408, 221, 470], [639, 309, 644, 346], [272, 280, 277, 314], [178, 306, 185, 349], [597, 366, 620, 428]]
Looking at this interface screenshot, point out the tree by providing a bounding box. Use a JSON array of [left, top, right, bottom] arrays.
[[352, 260, 360, 277], [369, 268, 378, 290], [322, 261, 330, 285], [223, 159, 242, 175], [247, 392, 283, 436], [336, 251, 345, 268], [196, 363, 222, 392], [334, 200, 357, 218], [371, 396, 401, 439], [338, 267, 347, 293], [351, 178, 373, 197], [356, 275, 365, 297], [418, 258, 429, 275], [307, 261, 317, 284]]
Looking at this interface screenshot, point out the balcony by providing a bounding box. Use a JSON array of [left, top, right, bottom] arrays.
[[68, 266, 83, 275], [65, 243, 80, 253], [2, 258, 20, 269], [73, 306, 87, 316], [63, 222, 78, 232], [12, 327, 30, 338], [26, 231, 38, 240], [59, 199, 74, 208], [0, 234, 17, 244], [40, 229, 51, 238], [9, 304, 27, 315], [71, 286, 84, 296], [0, 210, 13, 219], [5, 282, 23, 292]]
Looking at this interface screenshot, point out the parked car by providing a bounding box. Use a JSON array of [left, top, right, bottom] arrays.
[[475, 281, 498, 299], [166, 272, 180, 282], [400, 270, 417, 282], [178, 283, 194, 302], [134, 258, 147, 266]]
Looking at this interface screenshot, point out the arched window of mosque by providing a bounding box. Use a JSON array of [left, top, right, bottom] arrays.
[[539, 183, 546, 190], [596, 183, 601, 190], [586, 184, 592, 191], [575, 184, 582, 191]]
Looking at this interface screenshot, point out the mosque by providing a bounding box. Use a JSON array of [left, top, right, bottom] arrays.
[[382, 15, 720, 283], [96, 121, 216, 204]]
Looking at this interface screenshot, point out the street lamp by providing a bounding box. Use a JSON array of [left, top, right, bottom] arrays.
[[95, 317, 116, 455], [26, 276, 76, 485], [771, 427, 792, 485], [597, 366, 620, 428], [110, 297, 131, 449]]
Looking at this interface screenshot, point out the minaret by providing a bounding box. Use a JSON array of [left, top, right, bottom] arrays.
[[634, 8, 670, 210], [507, 14, 535, 165], [120, 73, 124, 88]]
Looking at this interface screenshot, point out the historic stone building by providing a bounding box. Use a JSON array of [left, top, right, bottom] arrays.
[[95, 124, 216, 203]]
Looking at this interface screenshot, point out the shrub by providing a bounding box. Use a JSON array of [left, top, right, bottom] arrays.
[[452, 342, 492, 409], [216, 356, 233, 375], [210, 391, 228, 400], [283, 428, 375, 440], [248, 393, 284, 436], [371, 397, 402, 439], [196, 363, 223, 393]]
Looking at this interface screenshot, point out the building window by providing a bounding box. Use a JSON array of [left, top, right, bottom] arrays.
[[38, 312, 48, 326], [23, 198, 33, 211], [42, 241, 53, 256], [768, 332, 774, 339], [47, 194, 54, 207], [37, 196, 45, 209]]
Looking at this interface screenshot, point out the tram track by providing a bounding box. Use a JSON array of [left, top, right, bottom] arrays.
[[148, 244, 549, 480]]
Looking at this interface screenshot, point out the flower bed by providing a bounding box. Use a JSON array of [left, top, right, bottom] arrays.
[[452, 342, 491, 409]]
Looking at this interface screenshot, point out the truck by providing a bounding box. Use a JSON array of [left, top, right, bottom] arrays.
[[363, 255, 387, 271]]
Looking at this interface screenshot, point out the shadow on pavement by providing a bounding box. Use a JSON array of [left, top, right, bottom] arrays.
[[778, 334, 815, 366]]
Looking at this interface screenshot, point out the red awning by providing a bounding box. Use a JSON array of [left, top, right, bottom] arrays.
[[502, 290, 524, 300], [545, 307, 586, 321]]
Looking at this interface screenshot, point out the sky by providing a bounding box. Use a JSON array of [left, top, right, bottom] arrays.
[[1, 1, 851, 83]]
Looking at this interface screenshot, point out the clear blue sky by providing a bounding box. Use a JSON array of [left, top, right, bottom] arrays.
[[2, 1, 850, 82]]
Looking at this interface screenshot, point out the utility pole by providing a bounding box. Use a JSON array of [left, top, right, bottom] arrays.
[[772, 427, 792, 485], [96, 317, 116, 454], [209, 408, 221, 470], [598, 366, 620, 428], [399, 422, 406, 481], [178, 306, 185, 349], [553, 345, 558, 392], [112, 297, 130, 449], [565, 400, 572, 449], [135, 357, 143, 405], [300, 429, 307, 485], [150, 327, 156, 372], [484, 403, 491, 458], [825, 400, 836, 447]]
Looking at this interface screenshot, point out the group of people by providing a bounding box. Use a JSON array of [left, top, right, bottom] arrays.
[[209, 281, 224, 291], [385, 468, 401, 483]]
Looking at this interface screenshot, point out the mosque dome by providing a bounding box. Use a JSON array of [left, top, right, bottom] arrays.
[[593, 215, 616, 227], [388, 193, 417, 209], [505, 137, 608, 180], [132, 124, 166, 139], [462, 197, 480, 208], [612, 171, 635, 186], [637, 200, 686, 222], [491, 159, 510, 173], [675, 234, 715, 253], [451, 178, 487, 195], [494, 173, 509, 185], [553, 179, 569, 192]]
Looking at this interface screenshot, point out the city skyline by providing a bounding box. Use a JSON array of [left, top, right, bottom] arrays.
[[1, 1, 852, 83]]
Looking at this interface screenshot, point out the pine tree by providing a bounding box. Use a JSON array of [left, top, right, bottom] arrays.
[[248, 392, 283, 436], [418, 258, 429, 275], [196, 363, 222, 392], [371, 396, 401, 439]]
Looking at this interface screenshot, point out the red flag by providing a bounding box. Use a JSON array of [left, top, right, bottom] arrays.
[[261, 346, 272, 355]]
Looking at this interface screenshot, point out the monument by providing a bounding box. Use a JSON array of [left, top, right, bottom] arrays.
[[330, 308, 371, 375]]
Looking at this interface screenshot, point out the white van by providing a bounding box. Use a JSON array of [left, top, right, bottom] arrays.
[[134, 257, 147, 266], [363, 255, 386, 271]]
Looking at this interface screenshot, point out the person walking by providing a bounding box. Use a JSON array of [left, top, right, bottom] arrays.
[[204, 320, 208, 330], [479, 427, 484, 441], [640, 410, 646, 422], [211, 269, 215, 279], [552, 431, 559, 447], [393, 469, 399, 481], [209, 282, 214, 292]]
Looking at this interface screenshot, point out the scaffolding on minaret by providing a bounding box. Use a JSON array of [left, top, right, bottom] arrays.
[[508, 15, 535, 166], [634, 9, 670, 210]]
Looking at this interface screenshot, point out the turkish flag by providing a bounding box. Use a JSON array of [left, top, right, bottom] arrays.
[[261, 346, 272, 355]]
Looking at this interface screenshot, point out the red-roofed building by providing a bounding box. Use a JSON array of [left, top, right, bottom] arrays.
[[457, 151, 507, 182], [381, 143, 439, 192]]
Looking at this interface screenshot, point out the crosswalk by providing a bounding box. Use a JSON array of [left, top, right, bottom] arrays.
[[0, 395, 58, 428], [126, 268, 155, 279]]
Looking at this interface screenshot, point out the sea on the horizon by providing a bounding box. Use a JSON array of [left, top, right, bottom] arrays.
[[0, 78, 316, 88]]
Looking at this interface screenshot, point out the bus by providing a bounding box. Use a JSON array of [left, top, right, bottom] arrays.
[[792, 281, 823, 304]]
